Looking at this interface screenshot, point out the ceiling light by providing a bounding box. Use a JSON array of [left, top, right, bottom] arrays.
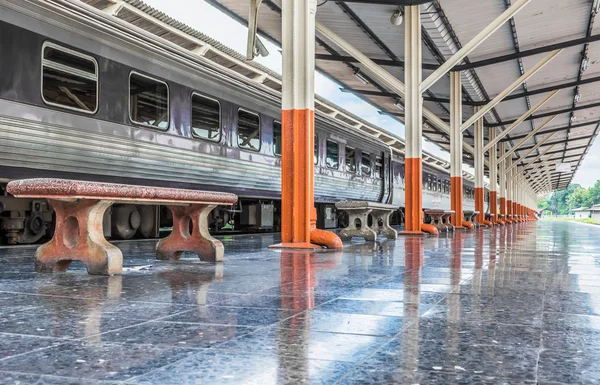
[[390, 10, 403, 26], [353, 69, 370, 85], [570, 115, 576, 124], [394, 98, 404, 111], [594, 0, 600, 15], [581, 56, 590, 72], [574, 93, 581, 103]]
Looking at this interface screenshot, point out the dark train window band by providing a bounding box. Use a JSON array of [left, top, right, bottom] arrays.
[[41, 41, 98, 114], [361, 152, 372, 177], [326, 139, 339, 169], [273, 120, 282, 156], [191, 92, 221, 142], [129, 71, 169, 130], [237, 108, 261, 151], [346, 146, 356, 174]]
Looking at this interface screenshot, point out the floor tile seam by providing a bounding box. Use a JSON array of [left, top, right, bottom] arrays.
[[0, 290, 112, 302], [331, 269, 471, 385], [0, 339, 73, 363], [335, 363, 540, 382], [274, 324, 401, 338], [0, 370, 127, 384], [121, 348, 356, 384], [73, 309, 202, 343], [0, 331, 71, 341], [204, 344, 368, 364]]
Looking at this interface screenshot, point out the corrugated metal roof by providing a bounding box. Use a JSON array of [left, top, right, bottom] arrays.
[[205, 0, 600, 191]]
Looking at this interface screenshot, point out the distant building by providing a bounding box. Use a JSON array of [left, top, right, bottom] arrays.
[[590, 205, 600, 221], [573, 207, 591, 219]]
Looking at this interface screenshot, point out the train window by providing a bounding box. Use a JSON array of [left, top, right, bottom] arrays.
[[427, 175, 432, 190], [346, 147, 356, 173], [41, 42, 98, 114], [129, 72, 169, 129], [437, 178, 442, 192], [326, 140, 339, 169], [375, 157, 383, 179], [314, 135, 318, 164], [361, 152, 372, 176], [237, 109, 261, 151], [273, 120, 282, 156], [191, 93, 221, 142]]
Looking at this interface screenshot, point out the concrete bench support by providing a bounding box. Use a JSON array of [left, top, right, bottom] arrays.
[[424, 209, 447, 233], [157, 204, 224, 262], [35, 199, 122, 275], [442, 211, 455, 232], [336, 201, 399, 241], [7, 178, 237, 275]]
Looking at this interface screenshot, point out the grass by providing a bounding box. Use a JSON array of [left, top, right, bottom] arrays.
[[541, 217, 600, 225]]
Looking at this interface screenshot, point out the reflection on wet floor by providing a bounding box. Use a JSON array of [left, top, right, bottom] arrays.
[[0, 221, 599, 384]]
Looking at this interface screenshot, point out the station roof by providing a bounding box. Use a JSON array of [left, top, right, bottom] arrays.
[[79, 0, 488, 181], [201, 0, 600, 193]]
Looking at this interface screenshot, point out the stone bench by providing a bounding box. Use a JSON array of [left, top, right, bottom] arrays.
[[463, 210, 478, 229], [335, 201, 399, 241], [424, 209, 447, 233], [442, 210, 455, 232], [6, 178, 238, 275]]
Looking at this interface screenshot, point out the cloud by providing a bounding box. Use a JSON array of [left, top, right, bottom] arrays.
[[571, 140, 600, 188]]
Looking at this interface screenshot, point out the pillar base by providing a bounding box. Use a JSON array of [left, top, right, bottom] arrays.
[[269, 242, 323, 250], [400, 231, 427, 236]]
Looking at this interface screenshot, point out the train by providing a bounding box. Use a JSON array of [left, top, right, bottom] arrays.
[[0, 0, 485, 245]]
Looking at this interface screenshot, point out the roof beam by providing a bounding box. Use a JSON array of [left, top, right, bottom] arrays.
[[501, 119, 600, 142], [340, 88, 474, 105], [508, 132, 558, 172], [525, 144, 589, 159], [330, 0, 432, 4], [487, 100, 600, 127], [518, 134, 596, 151], [315, 53, 439, 70], [454, 33, 600, 71], [482, 91, 559, 152], [497, 115, 557, 163], [461, 50, 561, 132], [420, 0, 533, 92]]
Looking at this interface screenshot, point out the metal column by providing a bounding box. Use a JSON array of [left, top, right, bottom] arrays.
[[474, 106, 488, 226], [489, 127, 499, 224], [506, 155, 513, 223], [499, 142, 507, 224], [402, 5, 424, 235], [274, 0, 341, 249], [450, 71, 465, 229]]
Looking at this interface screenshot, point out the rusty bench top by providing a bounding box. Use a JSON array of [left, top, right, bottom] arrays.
[[7, 178, 238, 206], [335, 201, 399, 210]]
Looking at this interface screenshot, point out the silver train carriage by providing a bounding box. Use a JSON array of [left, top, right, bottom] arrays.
[[0, 0, 482, 244]]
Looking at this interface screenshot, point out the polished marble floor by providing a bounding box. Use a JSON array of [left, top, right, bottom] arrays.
[[0, 221, 599, 384]]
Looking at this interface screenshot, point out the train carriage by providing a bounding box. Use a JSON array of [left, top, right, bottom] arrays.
[[0, 0, 482, 244]]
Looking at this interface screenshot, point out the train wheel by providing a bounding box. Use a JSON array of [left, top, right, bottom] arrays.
[[136, 205, 156, 239], [111, 205, 140, 240]]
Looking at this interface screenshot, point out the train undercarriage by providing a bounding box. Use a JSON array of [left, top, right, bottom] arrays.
[[1, 185, 378, 245]]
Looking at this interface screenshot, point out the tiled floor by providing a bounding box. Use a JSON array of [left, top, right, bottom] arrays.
[[0, 221, 599, 384]]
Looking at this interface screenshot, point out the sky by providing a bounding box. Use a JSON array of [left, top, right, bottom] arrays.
[[141, 0, 598, 189]]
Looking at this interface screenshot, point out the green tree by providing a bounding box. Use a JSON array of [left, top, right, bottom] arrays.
[[589, 180, 600, 205], [566, 186, 592, 210]]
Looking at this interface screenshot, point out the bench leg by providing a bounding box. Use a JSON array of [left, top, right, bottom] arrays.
[[156, 204, 223, 262], [35, 199, 122, 275], [372, 210, 397, 239], [340, 210, 377, 241]]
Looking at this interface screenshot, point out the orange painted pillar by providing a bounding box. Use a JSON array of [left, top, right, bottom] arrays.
[[490, 191, 498, 223], [449, 71, 465, 229], [401, 6, 425, 235], [273, 0, 341, 249]]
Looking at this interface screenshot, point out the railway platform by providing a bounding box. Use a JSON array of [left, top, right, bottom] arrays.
[[0, 220, 597, 384]]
